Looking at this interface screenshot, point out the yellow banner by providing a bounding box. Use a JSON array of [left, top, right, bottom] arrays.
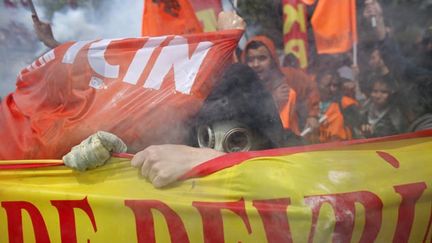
[[0, 133, 432, 242]]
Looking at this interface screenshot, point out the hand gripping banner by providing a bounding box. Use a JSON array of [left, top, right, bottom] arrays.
[[0, 131, 431, 242], [0, 29, 243, 159]]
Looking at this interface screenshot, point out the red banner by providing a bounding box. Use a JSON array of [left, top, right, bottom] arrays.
[[0, 30, 243, 159]]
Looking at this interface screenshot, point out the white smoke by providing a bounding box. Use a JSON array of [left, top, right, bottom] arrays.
[[0, 0, 143, 98], [50, 8, 100, 42], [50, 0, 143, 42], [0, 3, 42, 97]]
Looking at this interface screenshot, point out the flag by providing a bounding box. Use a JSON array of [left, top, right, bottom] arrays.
[[0, 30, 243, 159], [282, 0, 309, 68], [142, 0, 203, 36], [304, 0, 358, 54]]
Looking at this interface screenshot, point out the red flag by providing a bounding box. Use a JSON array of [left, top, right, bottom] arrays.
[[282, 0, 309, 68], [142, 0, 203, 36], [304, 0, 357, 54], [0, 30, 243, 159]]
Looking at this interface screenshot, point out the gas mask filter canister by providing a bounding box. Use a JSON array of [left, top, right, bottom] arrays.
[[197, 120, 258, 152]]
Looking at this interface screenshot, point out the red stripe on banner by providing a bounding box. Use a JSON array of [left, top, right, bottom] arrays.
[[376, 151, 400, 168], [1, 130, 431, 173], [181, 129, 432, 179], [112, 152, 134, 159], [0, 153, 134, 170], [0, 162, 64, 170]]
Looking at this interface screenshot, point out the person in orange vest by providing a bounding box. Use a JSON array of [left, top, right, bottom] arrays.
[[241, 36, 299, 135], [242, 36, 320, 135], [311, 70, 359, 143]]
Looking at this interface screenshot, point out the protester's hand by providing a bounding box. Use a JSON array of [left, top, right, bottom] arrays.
[[131, 145, 225, 188], [63, 131, 127, 171], [305, 116, 320, 130], [363, 0, 383, 18], [217, 11, 246, 31], [361, 124, 373, 136], [363, 0, 386, 40], [304, 125, 320, 144], [32, 15, 60, 48], [351, 65, 360, 81], [272, 83, 290, 108]]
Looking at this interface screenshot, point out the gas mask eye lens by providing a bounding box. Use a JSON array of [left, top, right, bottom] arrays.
[[197, 121, 261, 153], [197, 125, 215, 149], [223, 129, 250, 152]]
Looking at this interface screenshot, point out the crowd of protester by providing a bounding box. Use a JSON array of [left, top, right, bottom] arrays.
[[5, 0, 430, 146], [234, 0, 432, 146]]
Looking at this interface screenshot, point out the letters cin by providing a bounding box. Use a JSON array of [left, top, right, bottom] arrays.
[[62, 36, 213, 95]]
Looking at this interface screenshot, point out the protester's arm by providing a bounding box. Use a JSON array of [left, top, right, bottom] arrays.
[[32, 15, 61, 49], [305, 84, 320, 130], [363, 0, 406, 76], [63, 131, 225, 187], [217, 11, 246, 31], [303, 74, 320, 131], [131, 145, 225, 188], [363, 0, 386, 41], [363, 0, 431, 80]]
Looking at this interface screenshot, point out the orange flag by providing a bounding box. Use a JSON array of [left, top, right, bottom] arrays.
[[142, 0, 203, 36], [303, 0, 357, 54]]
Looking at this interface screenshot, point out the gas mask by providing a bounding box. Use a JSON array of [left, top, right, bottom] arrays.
[[196, 120, 265, 152]]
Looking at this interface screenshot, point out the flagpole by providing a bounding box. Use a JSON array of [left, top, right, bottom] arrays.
[[28, 0, 39, 20], [353, 42, 358, 67], [351, 0, 358, 68]]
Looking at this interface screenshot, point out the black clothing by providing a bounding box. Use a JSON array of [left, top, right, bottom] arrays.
[[378, 36, 432, 83], [361, 102, 408, 138], [193, 64, 301, 148]]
